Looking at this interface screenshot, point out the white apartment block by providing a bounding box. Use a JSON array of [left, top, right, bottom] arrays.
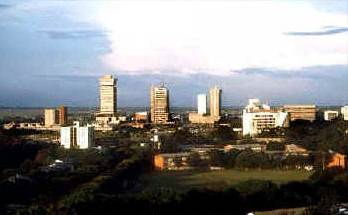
[[341, 106, 348, 121], [243, 99, 289, 137], [60, 122, 94, 149], [324, 110, 339, 121], [197, 94, 207, 115]]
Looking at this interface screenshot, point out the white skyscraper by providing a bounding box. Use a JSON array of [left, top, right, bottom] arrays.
[[197, 94, 207, 115]]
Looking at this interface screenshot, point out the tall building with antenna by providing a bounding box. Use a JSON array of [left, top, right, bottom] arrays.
[[150, 83, 169, 124]]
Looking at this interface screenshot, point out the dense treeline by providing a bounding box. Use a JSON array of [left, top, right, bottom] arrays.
[[160, 125, 238, 152], [23, 168, 348, 215], [286, 120, 348, 154], [187, 149, 314, 170], [0, 143, 153, 214]]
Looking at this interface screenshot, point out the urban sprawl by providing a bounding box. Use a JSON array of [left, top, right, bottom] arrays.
[[3, 75, 348, 171]]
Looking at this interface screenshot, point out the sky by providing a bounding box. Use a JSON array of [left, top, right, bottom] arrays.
[[0, 0, 347, 107]]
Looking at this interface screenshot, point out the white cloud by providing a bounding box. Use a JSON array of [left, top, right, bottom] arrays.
[[80, 1, 348, 75]]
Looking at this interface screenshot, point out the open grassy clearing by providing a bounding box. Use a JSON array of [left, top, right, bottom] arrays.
[[140, 169, 312, 191]]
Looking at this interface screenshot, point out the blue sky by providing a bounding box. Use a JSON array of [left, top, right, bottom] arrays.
[[0, 0, 347, 107]]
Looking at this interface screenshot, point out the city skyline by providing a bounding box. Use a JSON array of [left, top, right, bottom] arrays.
[[0, 0, 347, 107]]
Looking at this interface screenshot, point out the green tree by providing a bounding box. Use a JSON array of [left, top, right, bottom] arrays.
[[234, 149, 271, 169]]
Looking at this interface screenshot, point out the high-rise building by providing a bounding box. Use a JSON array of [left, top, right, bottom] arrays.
[[341, 106, 348, 121], [209, 86, 221, 117], [99, 75, 117, 115], [45, 109, 58, 127], [243, 99, 289, 137], [58, 106, 68, 126], [197, 94, 207, 115], [283, 105, 316, 122], [189, 87, 221, 124], [60, 121, 94, 149], [150, 84, 169, 124]]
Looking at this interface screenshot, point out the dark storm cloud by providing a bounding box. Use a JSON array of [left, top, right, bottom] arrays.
[[233, 65, 348, 81], [285, 26, 348, 36], [5, 64, 344, 107], [38, 30, 107, 39]]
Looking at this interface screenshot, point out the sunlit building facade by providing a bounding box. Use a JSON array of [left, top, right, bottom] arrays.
[[197, 94, 207, 115], [99, 75, 117, 115], [44, 109, 58, 127], [243, 99, 289, 137], [150, 84, 169, 124], [209, 86, 221, 117], [283, 105, 316, 122], [324, 110, 339, 121], [60, 121, 94, 149], [341, 106, 348, 121]]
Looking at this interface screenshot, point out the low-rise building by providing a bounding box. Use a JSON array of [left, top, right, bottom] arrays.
[[3, 122, 16, 130], [188, 112, 219, 124], [154, 153, 191, 170], [94, 115, 127, 131], [60, 121, 94, 149], [134, 111, 149, 122], [19, 122, 44, 129], [324, 110, 339, 121], [283, 105, 316, 122], [284, 144, 308, 155], [327, 152, 345, 169], [224, 144, 267, 152], [181, 144, 224, 160], [252, 137, 285, 143]]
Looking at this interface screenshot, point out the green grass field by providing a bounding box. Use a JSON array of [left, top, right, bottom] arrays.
[[140, 169, 312, 191]]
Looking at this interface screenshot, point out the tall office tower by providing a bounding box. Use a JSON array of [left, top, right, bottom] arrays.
[[44, 109, 58, 127], [58, 106, 68, 125], [99, 75, 117, 115], [150, 84, 169, 124], [209, 86, 221, 117], [197, 94, 207, 115]]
